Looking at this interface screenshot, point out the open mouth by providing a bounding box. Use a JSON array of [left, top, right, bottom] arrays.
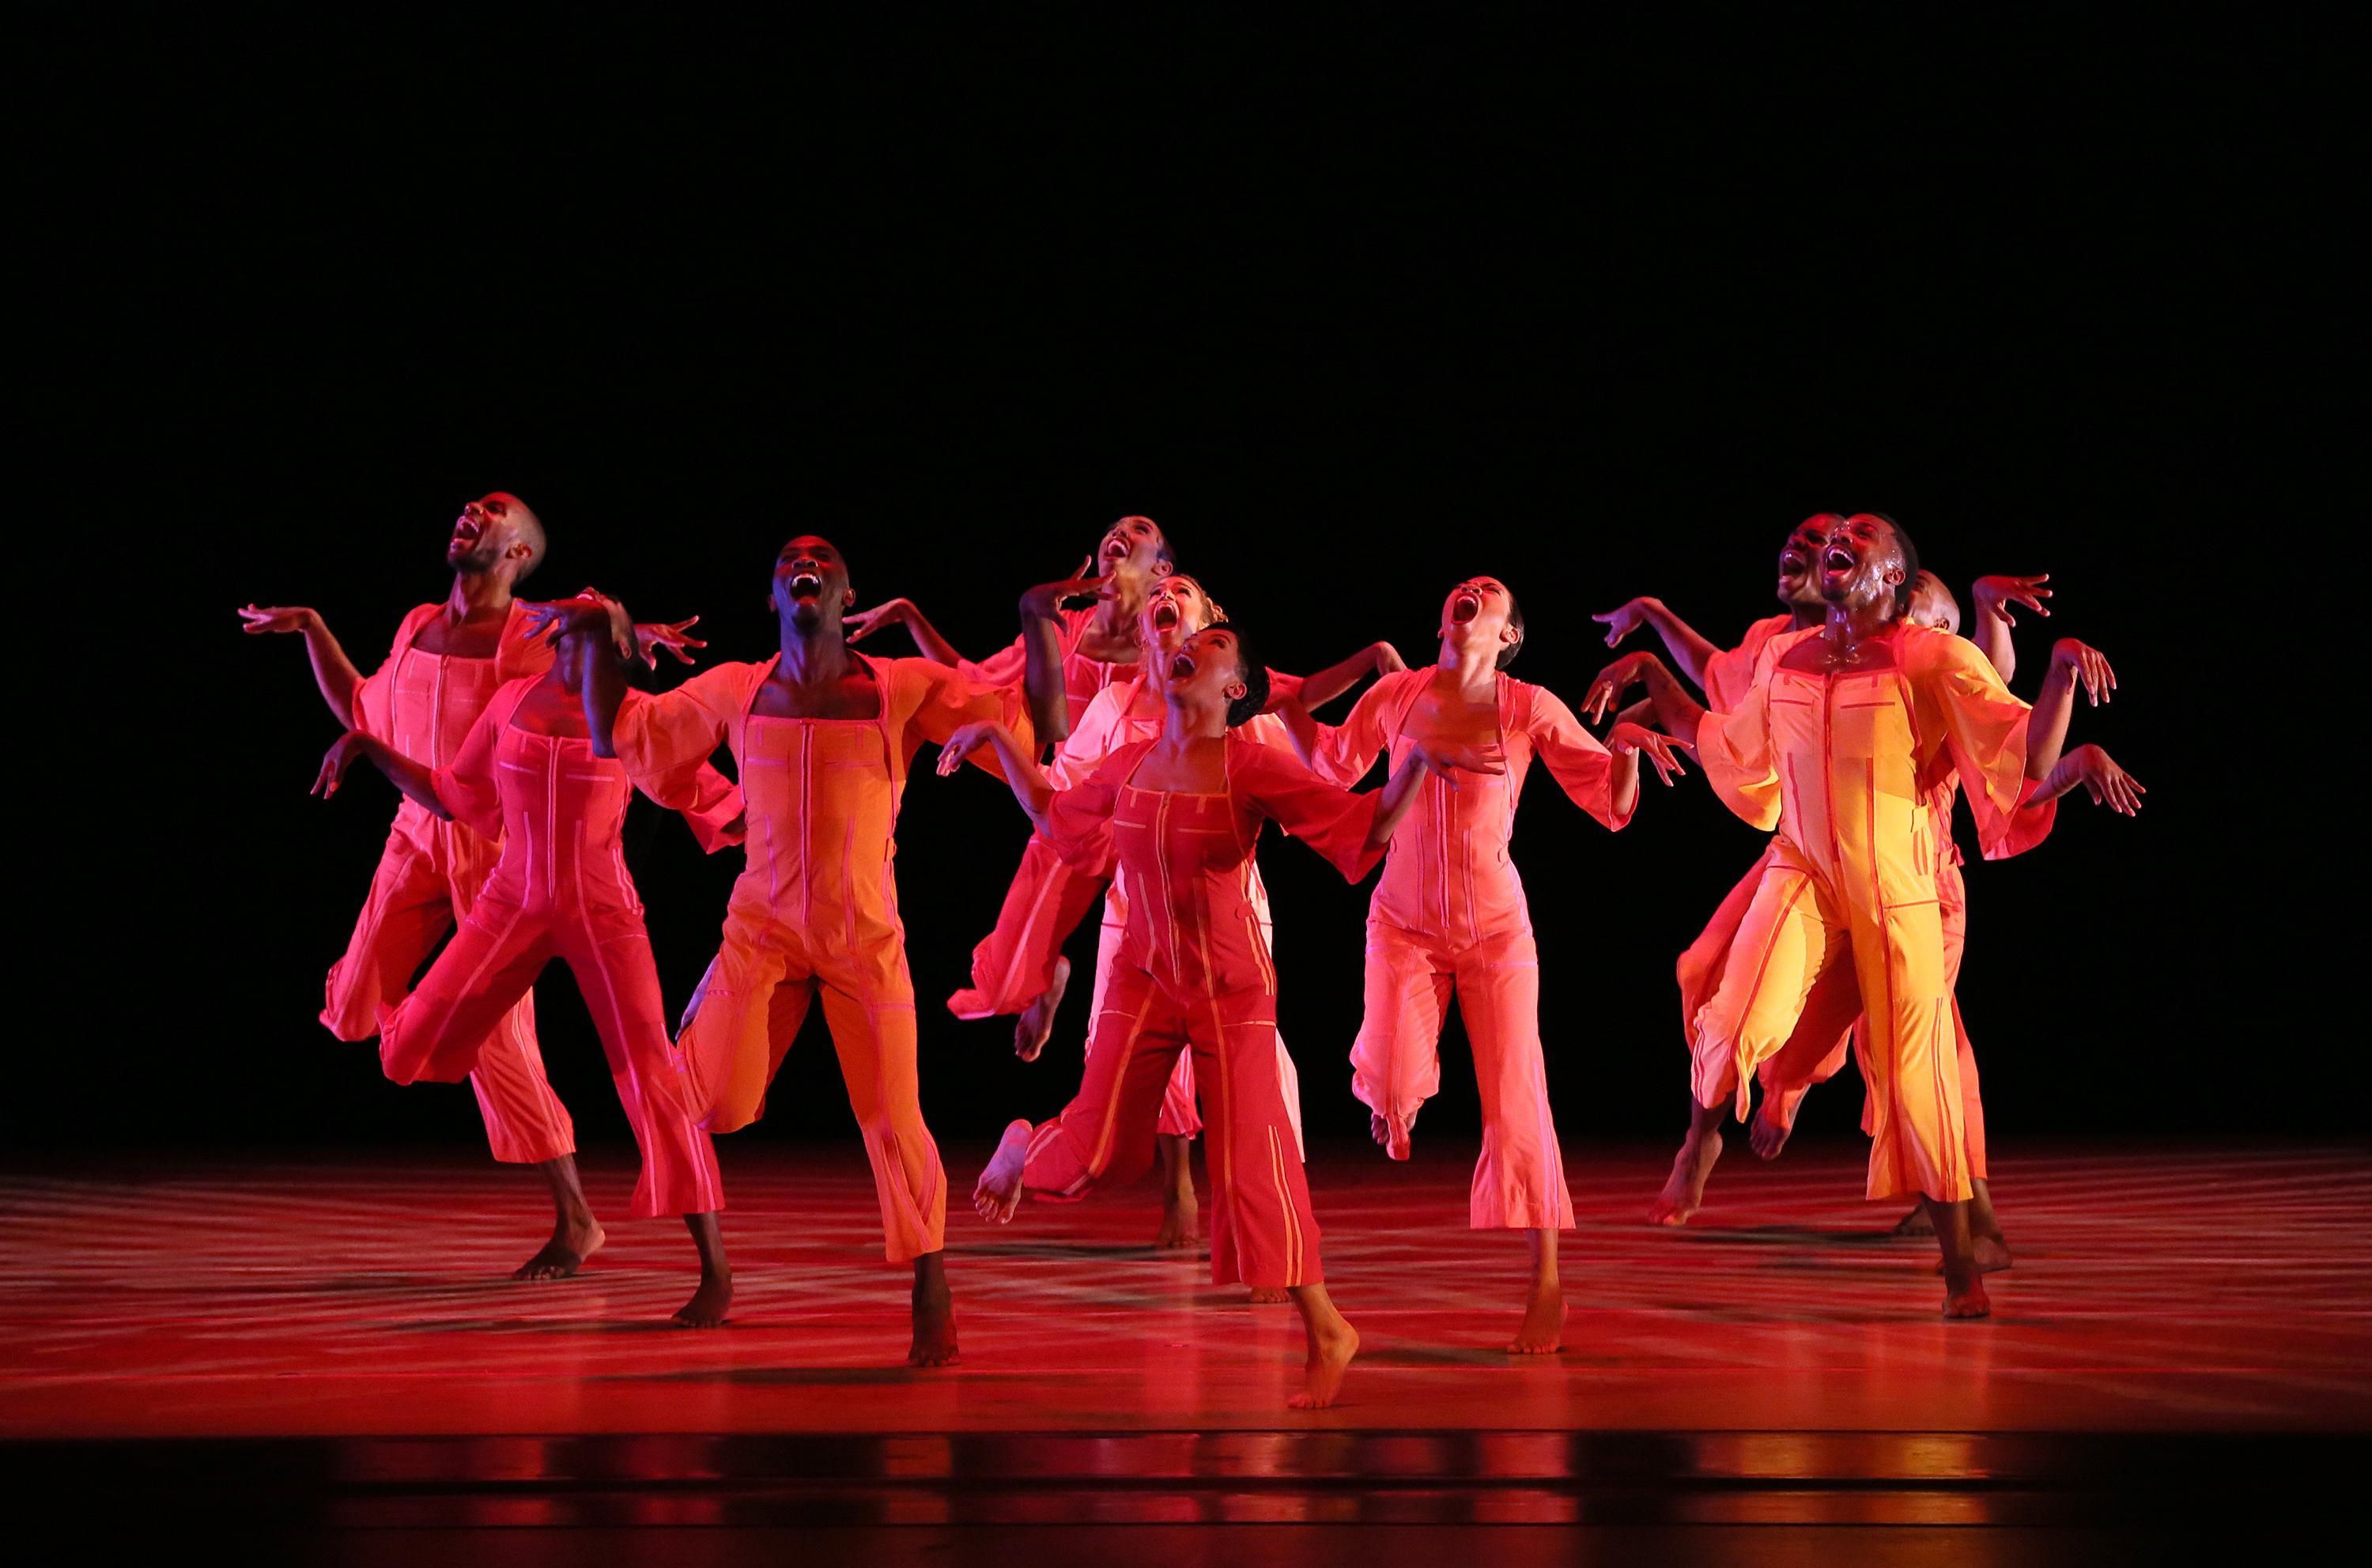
[[1169, 652, 1196, 680], [1101, 535, 1131, 561], [451, 516, 484, 546], [787, 569, 823, 598], [1150, 599, 1181, 631], [1822, 544, 1857, 573], [1778, 548, 1810, 576], [1450, 592, 1481, 625]]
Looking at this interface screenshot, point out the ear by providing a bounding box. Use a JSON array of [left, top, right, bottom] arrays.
[[1224, 679, 1248, 704]]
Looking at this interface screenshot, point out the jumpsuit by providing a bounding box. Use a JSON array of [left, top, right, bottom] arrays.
[[618, 653, 1028, 1263], [1020, 734, 1384, 1288], [376, 678, 723, 1219], [1692, 624, 2039, 1203], [1309, 669, 1632, 1231]]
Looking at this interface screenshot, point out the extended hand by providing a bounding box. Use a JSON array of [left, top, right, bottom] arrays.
[[1608, 720, 1692, 785], [633, 615, 706, 669], [238, 604, 318, 635], [1973, 573, 2052, 626], [1582, 652, 1656, 724], [1021, 574, 1104, 622], [1409, 739, 1506, 787], [2072, 745, 2146, 814], [1592, 598, 1656, 649], [843, 599, 911, 644], [2050, 638, 2117, 705], [312, 731, 369, 799], [935, 721, 1003, 776]]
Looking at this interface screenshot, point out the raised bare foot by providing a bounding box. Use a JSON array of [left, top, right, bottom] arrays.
[[1971, 1233, 2012, 1274], [1506, 1279, 1566, 1354], [1155, 1185, 1199, 1250], [1013, 958, 1071, 1062], [514, 1214, 605, 1280], [1648, 1132, 1721, 1226], [1248, 1287, 1290, 1305], [1748, 1105, 1792, 1161], [673, 1271, 733, 1328], [973, 1120, 1031, 1224], [908, 1254, 961, 1367], [1892, 1206, 1936, 1237], [1369, 1109, 1415, 1161], [1943, 1283, 1992, 1319], [1291, 1316, 1360, 1409]]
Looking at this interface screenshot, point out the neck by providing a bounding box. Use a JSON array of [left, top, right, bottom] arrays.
[[1160, 693, 1228, 743], [444, 570, 513, 620], [1434, 634, 1500, 693], [1820, 593, 1897, 648], [777, 615, 851, 683], [1786, 603, 1823, 630]]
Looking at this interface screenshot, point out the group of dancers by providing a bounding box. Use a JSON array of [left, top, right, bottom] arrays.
[[239, 497, 2142, 1408]]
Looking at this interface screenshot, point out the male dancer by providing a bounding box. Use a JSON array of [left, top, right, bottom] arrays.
[[312, 595, 731, 1325], [239, 493, 710, 1279], [952, 623, 1490, 1407], [596, 535, 1031, 1367], [1283, 576, 1689, 1353], [1623, 512, 2101, 1316]]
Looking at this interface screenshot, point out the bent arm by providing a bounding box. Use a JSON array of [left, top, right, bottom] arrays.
[[1636, 599, 1724, 690], [354, 735, 450, 818], [1634, 653, 1709, 739], [2022, 658, 2078, 780], [1367, 751, 1433, 848], [302, 618, 366, 728], [1969, 603, 2015, 682], [1296, 643, 1398, 712]]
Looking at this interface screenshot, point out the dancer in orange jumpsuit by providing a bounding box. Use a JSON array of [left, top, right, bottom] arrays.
[[1625, 513, 2098, 1317], [312, 594, 731, 1325], [239, 493, 709, 1279], [597, 535, 1031, 1368], [1587, 521, 2053, 1226], [1284, 577, 1689, 1353], [957, 624, 1490, 1407]]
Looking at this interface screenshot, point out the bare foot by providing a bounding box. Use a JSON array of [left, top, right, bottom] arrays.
[[1893, 1206, 1936, 1237], [973, 1120, 1031, 1224], [1934, 1234, 2014, 1275], [1013, 957, 1071, 1062], [1648, 1132, 1721, 1226], [673, 1271, 733, 1328], [1248, 1287, 1290, 1304], [1748, 1105, 1792, 1161], [1291, 1311, 1360, 1409], [1943, 1283, 1992, 1319], [908, 1253, 961, 1366], [1369, 1109, 1415, 1161], [514, 1214, 604, 1280], [1155, 1185, 1199, 1250], [1506, 1279, 1566, 1354]]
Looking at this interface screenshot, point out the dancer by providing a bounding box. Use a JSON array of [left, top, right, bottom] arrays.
[[595, 535, 1033, 1368], [1622, 512, 2104, 1317], [954, 623, 1492, 1408], [1282, 576, 1689, 1354], [238, 492, 712, 1279], [312, 593, 731, 1324]]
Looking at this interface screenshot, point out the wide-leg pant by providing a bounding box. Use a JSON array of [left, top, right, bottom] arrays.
[[377, 891, 720, 1219], [685, 912, 946, 1264], [1350, 920, 1574, 1231], [945, 832, 1110, 1019], [1693, 849, 1971, 1203], [1022, 966, 1320, 1287], [326, 812, 574, 1166]]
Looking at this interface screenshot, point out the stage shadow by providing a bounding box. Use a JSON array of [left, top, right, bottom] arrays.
[[1643, 1225, 1909, 1248]]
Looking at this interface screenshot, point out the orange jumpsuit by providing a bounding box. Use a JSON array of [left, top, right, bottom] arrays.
[[1019, 735, 1383, 1288], [1693, 625, 2042, 1203], [376, 680, 724, 1219], [947, 608, 1138, 1021], [1307, 671, 1632, 1232], [324, 603, 570, 1165], [618, 653, 1027, 1264]]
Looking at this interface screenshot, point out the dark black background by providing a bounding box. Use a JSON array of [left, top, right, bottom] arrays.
[[25, 15, 2346, 1156]]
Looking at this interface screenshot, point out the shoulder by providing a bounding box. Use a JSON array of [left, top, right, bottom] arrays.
[[1898, 624, 1984, 675]]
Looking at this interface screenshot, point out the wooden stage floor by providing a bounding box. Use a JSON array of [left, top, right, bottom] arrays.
[[7, 1139, 2368, 1549]]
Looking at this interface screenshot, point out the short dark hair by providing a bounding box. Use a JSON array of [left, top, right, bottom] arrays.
[[1209, 623, 1271, 727], [1496, 588, 1525, 670], [1868, 514, 1920, 614]]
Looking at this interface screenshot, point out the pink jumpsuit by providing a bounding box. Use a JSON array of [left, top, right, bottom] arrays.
[[619, 654, 1027, 1264], [376, 680, 723, 1219], [1019, 735, 1384, 1288], [1308, 670, 1632, 1231], [324, 603, 570, 1165], [1692, 625, 2045, 1203], [947, 608, 1137, 1021]]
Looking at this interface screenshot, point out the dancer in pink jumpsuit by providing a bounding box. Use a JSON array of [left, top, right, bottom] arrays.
[[239, 493, 710, 1279], [957, 623, 1487, 1407], [1286, 577, 1687, 1352], [314, 594, 731, 1324]]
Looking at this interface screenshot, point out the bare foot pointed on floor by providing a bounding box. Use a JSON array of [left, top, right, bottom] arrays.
[[974, 1120, 1030, 1224], [514, 1215, 605, 1280], [908, 1253, 961, 1366], [1290, 1307, 1359, 1410], [1943, 1283, 1992, 1319], [1648, 1132, 1720, 1226], [1155, 1186, 1199, 1251], [673, 1271, 732, 1328], [1748, 1106, 1792, 1161], [1014, 958, 1070, 1063], [1507, 1279, 1566, 1354], [1248, 1287, 1290, 1304]]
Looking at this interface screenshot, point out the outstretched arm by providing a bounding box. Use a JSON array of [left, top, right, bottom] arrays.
[[1295, 641, 1407, 712], [1967, 574, 2050, 683], [936, 720, 1056, 833], [237, 606, 366, 728], [1592, 598, 1723, 690], [844, 598, 968, 666], [2028, 742, 2146, 814], [2023, 637, 2115, 780]]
